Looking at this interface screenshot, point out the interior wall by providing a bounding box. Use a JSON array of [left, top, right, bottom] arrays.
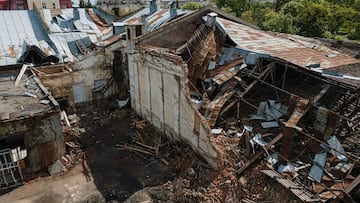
[[37, 49, 118, 109], [0, 112, 65, 172]]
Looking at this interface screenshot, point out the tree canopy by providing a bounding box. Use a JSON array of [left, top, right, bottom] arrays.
[[214, 0, 360, 40], [181, 2, 203, 10]]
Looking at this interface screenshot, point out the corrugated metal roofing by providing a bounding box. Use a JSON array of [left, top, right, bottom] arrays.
[[0, 10, 56, 66], [43, 8, 102, 36], [117, 8, 192, 33], [216, 17, 360, 69], [49, 32, 92, 62]]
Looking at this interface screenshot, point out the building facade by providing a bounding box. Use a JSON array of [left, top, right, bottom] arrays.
[[60, 0, 72, 8], [0, 0, 28, 10], [27, 0, 60, 9]]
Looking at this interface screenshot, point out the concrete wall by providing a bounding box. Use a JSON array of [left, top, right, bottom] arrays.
[[38, 48, 119, 108], [128, 49, 219, 167], [0, 112, 65, 172]]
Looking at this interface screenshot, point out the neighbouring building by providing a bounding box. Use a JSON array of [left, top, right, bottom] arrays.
[[0, 0, 29, 9], [0, 7, 122, 112], [0, 66, 65, 190], [35, 6, 122, 110], [125, 6, 360, 202], [60, 0, 72, 8], [27, 0, 60, 9], [0, 0, 8, 9]]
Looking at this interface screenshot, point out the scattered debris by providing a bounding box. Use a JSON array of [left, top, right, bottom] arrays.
[[48, 160, 65, 176]]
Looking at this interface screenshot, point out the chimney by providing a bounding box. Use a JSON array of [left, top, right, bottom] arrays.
[[73, 5, 80, 21], [141, 15, 148, 34], [125, 25, 137, 54], [149, 0, 157, 15], [113, 22, 125, 35], [205, 12, 217, 27], [169, 1, 177, 18]]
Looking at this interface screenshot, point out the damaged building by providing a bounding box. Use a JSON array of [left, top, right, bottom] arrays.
[[0, 5, 120, 189], [0, 67, 64, 190], [126, 6, 360, 202], [0, 6, 127, 112], [0, 0, 191, 192]]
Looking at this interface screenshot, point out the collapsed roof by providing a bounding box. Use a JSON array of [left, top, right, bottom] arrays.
[[0, 8, 116, 66], [132, 6, 360, 202], [113, 1, 193, 36], [0, 10, 57, 67]]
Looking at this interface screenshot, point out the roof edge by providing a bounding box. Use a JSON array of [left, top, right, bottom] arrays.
[[136, 5, 259, 43]]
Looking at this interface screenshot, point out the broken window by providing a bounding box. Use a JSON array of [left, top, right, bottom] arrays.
[[0, 135, 26, 191]]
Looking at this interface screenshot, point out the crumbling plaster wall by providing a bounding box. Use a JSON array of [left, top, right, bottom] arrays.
[[0, 112, 65, 172], [128, 49, 219, 167], [38, 49, 118, 107]]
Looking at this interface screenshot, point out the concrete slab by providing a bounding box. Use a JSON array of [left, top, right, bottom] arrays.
[[0, 164, 104, 203]]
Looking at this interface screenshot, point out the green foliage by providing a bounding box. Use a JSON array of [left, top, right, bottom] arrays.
[[181, 2, 203, 10], [214, 0, 248, 16], [79, 0, 85, 8], [262, 11, 295, 33], [282, 0, 329, 37], [216, 0, 360, 40]]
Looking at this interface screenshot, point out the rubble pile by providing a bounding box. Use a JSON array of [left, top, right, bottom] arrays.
[[156, 18, 360, 200], [183, 53, 360, 202]]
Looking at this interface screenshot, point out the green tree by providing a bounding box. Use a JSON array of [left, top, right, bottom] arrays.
[[214, 0, 360, 40], [79, 0, 85, 8], [262, 11, 295, 33], [275, 0, 291, 12], [214, 0, 248, 16], [181, 2, 203, 10], [282, 0, 329, 37]]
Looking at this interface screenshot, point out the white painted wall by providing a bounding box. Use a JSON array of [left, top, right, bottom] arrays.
[[128, 50, 219, 167]]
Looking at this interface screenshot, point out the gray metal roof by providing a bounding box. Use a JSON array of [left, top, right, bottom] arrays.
[[0, 10, 56, 66], [43, 8, 103, 36], [116, 7, 192, 33], [49, 32, 92, 63]]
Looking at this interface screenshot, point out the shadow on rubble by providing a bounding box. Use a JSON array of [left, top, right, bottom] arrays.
[[76, 107, 175, 202]]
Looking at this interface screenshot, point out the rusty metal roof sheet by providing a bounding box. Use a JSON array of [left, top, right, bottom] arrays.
[[216, 17, 360, 69], [0, 10, 56, 67]]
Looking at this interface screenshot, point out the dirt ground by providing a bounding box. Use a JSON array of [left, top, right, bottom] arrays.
[[3, 100, 358, 202], [73, 106, 176, 202]]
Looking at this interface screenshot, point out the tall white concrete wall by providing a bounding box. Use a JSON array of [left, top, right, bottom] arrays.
[[128, 50, 218, 167]]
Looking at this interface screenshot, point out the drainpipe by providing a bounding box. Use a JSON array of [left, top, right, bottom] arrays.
[[149, 0, 157, 15], [205, 12, 218, 27]]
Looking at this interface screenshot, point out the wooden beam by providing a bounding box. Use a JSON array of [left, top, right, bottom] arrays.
[[14, 64, 29, 86], [236, 133, 284, 174], [206, 59, 243, 78], [238, 62, 275, 97], [345, 175, 360, 194]]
